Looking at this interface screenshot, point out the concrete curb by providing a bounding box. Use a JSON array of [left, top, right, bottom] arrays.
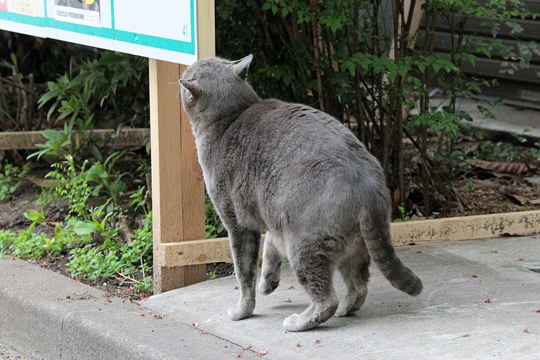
[[0, 259, 251, 360]]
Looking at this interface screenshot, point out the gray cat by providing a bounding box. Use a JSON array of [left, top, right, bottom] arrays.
[[179, 55, 422, 332]]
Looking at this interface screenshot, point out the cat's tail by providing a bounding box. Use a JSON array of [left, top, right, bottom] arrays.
[[359, 206, 423, 296]]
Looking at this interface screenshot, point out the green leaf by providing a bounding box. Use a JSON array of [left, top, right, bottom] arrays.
[[261, 2, 272, 11], [24, 209, 45, 223], [40, 129, 62, 142], [72, 221, 100, 236], [9, 53, 18, 67]]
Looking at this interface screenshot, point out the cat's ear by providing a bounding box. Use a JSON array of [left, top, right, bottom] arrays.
[[232, 54, 253, 79], [179, 79, 202, 102]]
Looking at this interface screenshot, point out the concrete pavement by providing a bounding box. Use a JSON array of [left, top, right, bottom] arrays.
[[0, 343, 26, 360], [2, 235, 540, 359]]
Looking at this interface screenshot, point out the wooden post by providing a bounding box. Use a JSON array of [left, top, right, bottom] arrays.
[[149, 60, 206, 293], [150, 0, 215, 293]]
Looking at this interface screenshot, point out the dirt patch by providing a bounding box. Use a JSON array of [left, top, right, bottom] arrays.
[[450, 176, 540, 217], [0, 187, 39, 232]]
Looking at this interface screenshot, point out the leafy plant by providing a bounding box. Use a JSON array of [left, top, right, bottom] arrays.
[[24, 209, 46, 226], [44, 156, 93, 219], [27, 116, 104, 163], [38, 62, 92, 124], [0, 224, 79, 261], [0, 163, 29, 202], [130, 186, 149, 215], [393, 204, 411, 223], [28, 126, 72, 161], [205, 195, 226, 239], [67, 212, 153, 285], [120, 212, 153, 277], [43, 153, 127, 216], [9, 231, 50, 260], [38, 51, 149, 130], [86, 151, 127, 205], [70, 201, 114, 239], [217, 0, 539, 216], [68, 246, 123, 280], [134, 277, 153, 293], [533, 141, 540, 161], [0, 230, 16, 257]]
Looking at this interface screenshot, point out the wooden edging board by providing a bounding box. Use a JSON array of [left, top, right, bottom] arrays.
[[155, 210, 540, 267], [0, 129, 149, 150]]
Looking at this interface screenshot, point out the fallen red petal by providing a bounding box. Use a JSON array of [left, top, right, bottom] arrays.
[[235, 355, 242, 359], [535, 309, 540, 313], [138, 313, 146, 317], [463, 333, 471, 337], [415, 249, 423, 254], [523, 328, 530, 333], [153, 314, 163, 320], [517, 256, 524, 261], [284, 298, 292, 303], [200, 330, 209, 335], [296, 342, 302, 348], [191, 322, 199, 328], [244, 343, 253, 350], [314, 339, 321, 345], [256, 349, 268, 357]]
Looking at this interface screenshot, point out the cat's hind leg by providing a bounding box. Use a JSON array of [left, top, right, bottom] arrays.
[[258, 232, 283, 295], [283, 244, 338, 332], [228, 229, 261, 321], [335, 239, 370, 317]]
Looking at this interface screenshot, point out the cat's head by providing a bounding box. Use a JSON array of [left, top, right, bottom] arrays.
[[179, 55, 258, 120]]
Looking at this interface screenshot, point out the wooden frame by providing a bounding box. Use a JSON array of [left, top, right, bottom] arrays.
[[154, 210, 540, 268], [0, 129, 148, 150], [150, 0, 215, 293]]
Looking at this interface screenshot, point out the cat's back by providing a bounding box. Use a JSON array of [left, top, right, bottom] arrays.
[[238, 98, 336, 129], [232, 99, 377, 169]]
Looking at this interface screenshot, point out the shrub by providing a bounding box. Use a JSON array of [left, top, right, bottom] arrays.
[[216, 0, 538, 215]]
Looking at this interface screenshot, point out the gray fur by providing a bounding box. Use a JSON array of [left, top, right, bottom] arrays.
[[180, 55, 422, 332]]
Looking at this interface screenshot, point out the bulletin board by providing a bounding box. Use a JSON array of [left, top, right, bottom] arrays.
[[0, 0, 197, 64]]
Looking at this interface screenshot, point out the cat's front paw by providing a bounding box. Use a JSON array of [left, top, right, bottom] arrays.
[[227, 300, 255, 321]]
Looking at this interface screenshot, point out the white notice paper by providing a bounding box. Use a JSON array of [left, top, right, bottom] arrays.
[[114, 0, 191, 42]]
